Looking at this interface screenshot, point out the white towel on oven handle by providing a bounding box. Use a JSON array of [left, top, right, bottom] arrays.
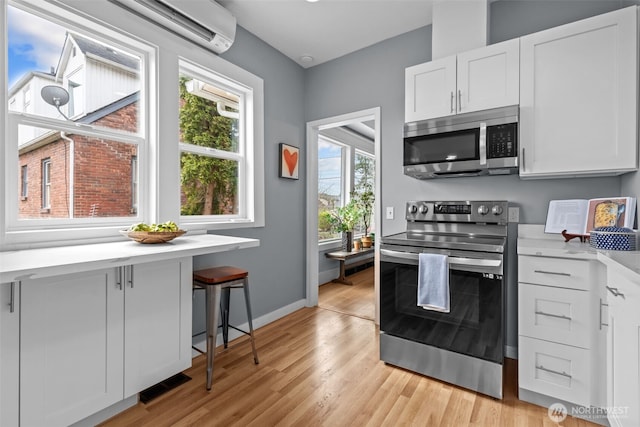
[[417, 253, 450, 313]]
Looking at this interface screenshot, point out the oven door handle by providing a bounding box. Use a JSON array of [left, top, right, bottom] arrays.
[[380, 249, 502, 268]]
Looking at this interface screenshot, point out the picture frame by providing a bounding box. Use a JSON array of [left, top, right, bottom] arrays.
[[279, 143, 299, 180]]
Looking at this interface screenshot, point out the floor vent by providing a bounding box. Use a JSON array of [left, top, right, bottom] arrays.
[[139, 372, 192, 404]]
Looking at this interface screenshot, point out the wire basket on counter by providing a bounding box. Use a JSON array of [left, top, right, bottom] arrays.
[[589, 227, 637, 251]]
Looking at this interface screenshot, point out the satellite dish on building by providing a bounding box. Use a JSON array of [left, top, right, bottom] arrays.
[[41, 85, 70, 120]]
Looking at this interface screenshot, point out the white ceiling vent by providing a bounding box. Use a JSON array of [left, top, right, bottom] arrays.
[[110, 0, 236, 54]]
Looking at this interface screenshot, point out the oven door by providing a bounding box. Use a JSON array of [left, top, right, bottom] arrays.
[[380, 246, 504, 363]]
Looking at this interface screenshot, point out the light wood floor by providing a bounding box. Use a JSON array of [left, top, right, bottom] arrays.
[[319, 266, 375, 320], [100, 267, 597, 427]]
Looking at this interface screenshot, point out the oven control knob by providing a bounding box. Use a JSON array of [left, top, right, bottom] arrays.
[[492, 205, 504, 215], [408, 205, 418, 214], [419, 205, 429, 214], [477, 205, 489, 215]]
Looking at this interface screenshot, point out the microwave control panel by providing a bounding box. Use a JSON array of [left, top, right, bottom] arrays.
[[486, 123, 517, 159]]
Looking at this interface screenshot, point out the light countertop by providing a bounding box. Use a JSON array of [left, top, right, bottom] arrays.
[[0, 233, 259, 283], [518, 224, 640, 281]]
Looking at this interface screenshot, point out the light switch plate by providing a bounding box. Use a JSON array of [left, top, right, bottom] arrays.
[[386, 207, 394, 220], [508, 207, 519, 223]]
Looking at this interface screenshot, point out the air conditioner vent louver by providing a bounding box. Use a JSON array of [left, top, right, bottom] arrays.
[[109, 0, 236, 54]]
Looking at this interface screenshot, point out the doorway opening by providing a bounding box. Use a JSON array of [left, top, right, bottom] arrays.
[[305, 107, 380, 323]]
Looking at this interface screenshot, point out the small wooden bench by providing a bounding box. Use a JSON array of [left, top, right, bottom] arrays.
[[325, 247, 375, 285]]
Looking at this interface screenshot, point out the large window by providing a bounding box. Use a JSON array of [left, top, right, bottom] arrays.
[[2, 0, 264, 249], [6, 2, 145, 233], [178, 61, 255, 224], [318, 131, 375, 243]]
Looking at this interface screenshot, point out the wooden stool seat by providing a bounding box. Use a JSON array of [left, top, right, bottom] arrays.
[[194, 266, 248, 284], [193, 265, 259, 391]]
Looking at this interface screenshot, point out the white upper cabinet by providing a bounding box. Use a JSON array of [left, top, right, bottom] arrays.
[[519, 6, 638, 178], [405, 38, 519, 122]]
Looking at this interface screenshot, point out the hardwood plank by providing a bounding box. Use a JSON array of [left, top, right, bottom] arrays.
[[100, 279, 599, 427]]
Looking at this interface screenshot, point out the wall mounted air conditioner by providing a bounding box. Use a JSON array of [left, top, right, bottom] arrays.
[[109, 0, 236, 54]]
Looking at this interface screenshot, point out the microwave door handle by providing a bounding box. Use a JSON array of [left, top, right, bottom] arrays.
[[479, 122, 487, 166]]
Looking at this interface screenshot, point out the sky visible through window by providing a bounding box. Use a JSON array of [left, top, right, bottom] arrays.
[[318, 138, 342, 197], [7, 6, 66, 88]]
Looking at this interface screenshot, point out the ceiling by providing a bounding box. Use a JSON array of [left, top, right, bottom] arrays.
[[218, 0, 434, 68]]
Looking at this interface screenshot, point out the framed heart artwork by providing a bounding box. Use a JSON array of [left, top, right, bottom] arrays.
[[279, 143, 299, 180]]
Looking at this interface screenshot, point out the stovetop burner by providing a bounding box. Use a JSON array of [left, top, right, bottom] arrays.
[[381, 200, 509, 253]]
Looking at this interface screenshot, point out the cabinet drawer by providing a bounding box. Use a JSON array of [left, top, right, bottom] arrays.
[[519, 336, 591, 407], [519, 283, 592, 348], [519, 256, 592, 290]]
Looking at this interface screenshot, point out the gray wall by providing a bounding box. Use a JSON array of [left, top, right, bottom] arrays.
[[193, 26, 307, 332], [305, 0, 638, 353]]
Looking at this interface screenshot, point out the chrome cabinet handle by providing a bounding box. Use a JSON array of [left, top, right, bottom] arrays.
[[127, 265, 134, 289], [458, 89, 462, 111], [600, 299, 609, 329], [534, 270, 571, 277], [522, 148, 526, 172], [534, 310, 571, 321], [606, 286, 625, 299], [9, 281, 17, 313], [536, 365, 572, 379], [450, 92, 454, 113], [116, 267, 123, 290]]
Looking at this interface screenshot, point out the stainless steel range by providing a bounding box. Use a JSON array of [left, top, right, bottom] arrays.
[[380, 200, 508, 399]]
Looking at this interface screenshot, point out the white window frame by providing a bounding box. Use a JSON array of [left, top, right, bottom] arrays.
[[177, 59, 263, 230], [41, 158, 50, 209], [2, 0, 152, 249], [317, 133, 374, 247], [1, 0, 264, 250], [20, 164, 27, 199]]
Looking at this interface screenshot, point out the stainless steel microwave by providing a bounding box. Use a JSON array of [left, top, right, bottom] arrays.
[[403, 105, 519, 179]]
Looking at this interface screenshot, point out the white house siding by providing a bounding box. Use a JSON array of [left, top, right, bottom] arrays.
[[84, 59, 138, 115], [15, 75, 60, 146]]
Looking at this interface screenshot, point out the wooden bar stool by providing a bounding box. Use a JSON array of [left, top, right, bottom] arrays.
[[193, 266, 259, 390]]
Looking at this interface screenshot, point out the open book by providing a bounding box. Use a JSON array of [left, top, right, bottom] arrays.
[[545, 197, 637, 235]]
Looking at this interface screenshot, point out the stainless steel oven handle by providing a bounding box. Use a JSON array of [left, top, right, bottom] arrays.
[[380, 249, 501, 268]]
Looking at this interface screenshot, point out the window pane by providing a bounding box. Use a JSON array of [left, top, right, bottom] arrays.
[[8, 6, 141, 134], [354, 152, 375, 236], [318, 140, 343, 241], [180, 153, 239, 216], [179, 75, 240, 153], [18, 125, 138, 219]]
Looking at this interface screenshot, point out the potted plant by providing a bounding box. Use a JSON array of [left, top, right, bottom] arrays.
[[352, 184, 375, 248], [328, 199, 361, 252]]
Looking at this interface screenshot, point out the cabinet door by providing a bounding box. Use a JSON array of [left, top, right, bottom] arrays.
[[457, 38, 519, 114], [0, 283, 19, 427], [20, 269, 124, 427], [520, 7, 637, 178], [405, 56, 457, 122], [123, 257, 192, 396], [606, 271, 640, 427]]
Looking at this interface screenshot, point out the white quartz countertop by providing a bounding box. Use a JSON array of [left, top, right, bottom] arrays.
[[518, 224, 640, 280], [517, 237, 599, 260], [0, 233, 259, 282]]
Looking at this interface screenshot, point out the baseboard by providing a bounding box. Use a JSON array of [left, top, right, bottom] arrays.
[[70, 395, 138, 427], [319, 269, 339, 286], [192, 298, 307, 355]]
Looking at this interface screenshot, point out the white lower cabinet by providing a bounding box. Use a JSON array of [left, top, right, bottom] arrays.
[[518, 253, 606, 411], [1, 282, 20, 427], [15, 257, 192, 427], [605, 268, 640, 427]]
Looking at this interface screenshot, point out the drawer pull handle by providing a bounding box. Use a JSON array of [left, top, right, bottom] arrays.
[[534, 310, 571, 321], [534, 270, 571, 277], [600, 299, 609, 329], [536, 364, 572, 379], [606, 286, 626, 299]]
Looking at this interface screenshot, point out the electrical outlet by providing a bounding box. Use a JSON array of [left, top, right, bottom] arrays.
[[508, 207, 519, 223], [386, 206, 394, 220]]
